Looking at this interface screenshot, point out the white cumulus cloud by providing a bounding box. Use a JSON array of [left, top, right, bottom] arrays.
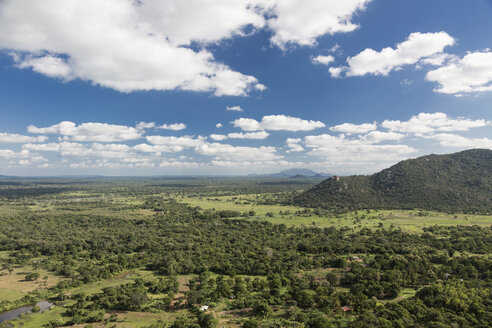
[[159, 123, 187, 131], [426, 51, 492, 94], [136, 122, 156, 130], [28, 121, 142, 142], [209, 131, 270, 141], [23, 142, 133, 158], [0, 0, 264, 96], [359, 131, 405, 143], [268, 0, 371, 49], [311, 55, 335, 65], [227, 131, 270, 139], [303, 134, 417, 165], [226, 106, 243, 112], [330, 32, 455, 77], [209, 134, 229, 141], [329, 122, 377, 134], [146, 135, 205, 149], [0, 0, 373, 96], [381, 112, 489, 134], [17, 55, 73, 79], [0, 133, 48, 143], [0, 149, 30, 159], [285, 138, 304, 152], [195, 143, 282, 162], [232, 115, 325, 132], [425, 133, 492, 149]]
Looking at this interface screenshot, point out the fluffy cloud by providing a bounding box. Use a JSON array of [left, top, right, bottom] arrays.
[[133, 143, 189, 154], [426, 51, 492, 94], [382, 112, 489, 134], [159, 123, 187, 131], [0, 0, 372, 96], [231, 118, 262, 131], [228, 131, 269, 139], [311, 55, 335, 65], [5, 111, 490, 174], [232, 115, 325, 132], [216, 123, 223, 128], [0, 0, 264, 96], [0, 149, 30, 159], [418, 53, 457, 67], [359, 131, 405, 143], [330, 32, 455, 77], [18, 155, 49, 167], [209, 134, 229, 141], [268, 0, 371, 48], [23, 142, 132, 158], [136, 122, 156, 130], [211, 131, 270, 140], [0, 133, 47, 143], [28, 121, 142, 142], [70, 159, 133, 169], [136, 0, 267, 46], [195, 143, 282, 162], [261, 115, 325, 131], [159, 159, 202, 168], [136, 122, 186, 131], [146, 135, 205, 150], [425, 133, 492, 149], [17, 55, 72, 79], [329, 122, 377, 134], [285, 138, 304, 152], [303, 134, 416, 163], [226, 106, 243, 112]]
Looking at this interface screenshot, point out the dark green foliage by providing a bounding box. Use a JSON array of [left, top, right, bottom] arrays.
[[24, 272, 40, 281], [242, 319, 259, 328], [170, 316, 200, 328], [0, 175, 490, 327], [197, 313, 218, 328], [349, 282, 491, 327], [216, 210, 242, 218], [295, 149, 492, 213], [253, 301, 272, 318]]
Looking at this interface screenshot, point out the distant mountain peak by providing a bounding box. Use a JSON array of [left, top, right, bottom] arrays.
[[250, 168, 332, 178]]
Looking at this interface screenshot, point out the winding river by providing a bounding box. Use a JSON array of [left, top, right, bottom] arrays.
[[0, 301, 53, 323]]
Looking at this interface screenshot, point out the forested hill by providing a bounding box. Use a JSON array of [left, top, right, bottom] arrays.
[[294, 149, 492, 213]]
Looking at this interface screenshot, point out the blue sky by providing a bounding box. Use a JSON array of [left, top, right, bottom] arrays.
[[0, 0, 491, 175]]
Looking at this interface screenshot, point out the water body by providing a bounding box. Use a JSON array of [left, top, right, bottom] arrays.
[[0, 301, 53, 323]]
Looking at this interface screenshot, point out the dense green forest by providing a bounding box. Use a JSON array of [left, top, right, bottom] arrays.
[[295, 149, 492, 213], [0, 176, 490, 327]]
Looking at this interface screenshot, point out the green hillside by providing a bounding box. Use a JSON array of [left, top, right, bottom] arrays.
[[294, 149, 492, 213]]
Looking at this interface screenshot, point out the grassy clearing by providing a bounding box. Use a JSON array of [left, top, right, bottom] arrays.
[[0, 266, 63, 302], [400, 288, 417, 299], [379, 287, 418, 304], [0, 288, 24, 302], [177, 195, 492, 232], [114, 310, 188, 328], [69, 269, 167, 297], [176, 195, 300, 216]]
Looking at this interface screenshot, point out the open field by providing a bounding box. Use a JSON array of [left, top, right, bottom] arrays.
[[0, 265, 64, 302], [177, 195, 492, 232]]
